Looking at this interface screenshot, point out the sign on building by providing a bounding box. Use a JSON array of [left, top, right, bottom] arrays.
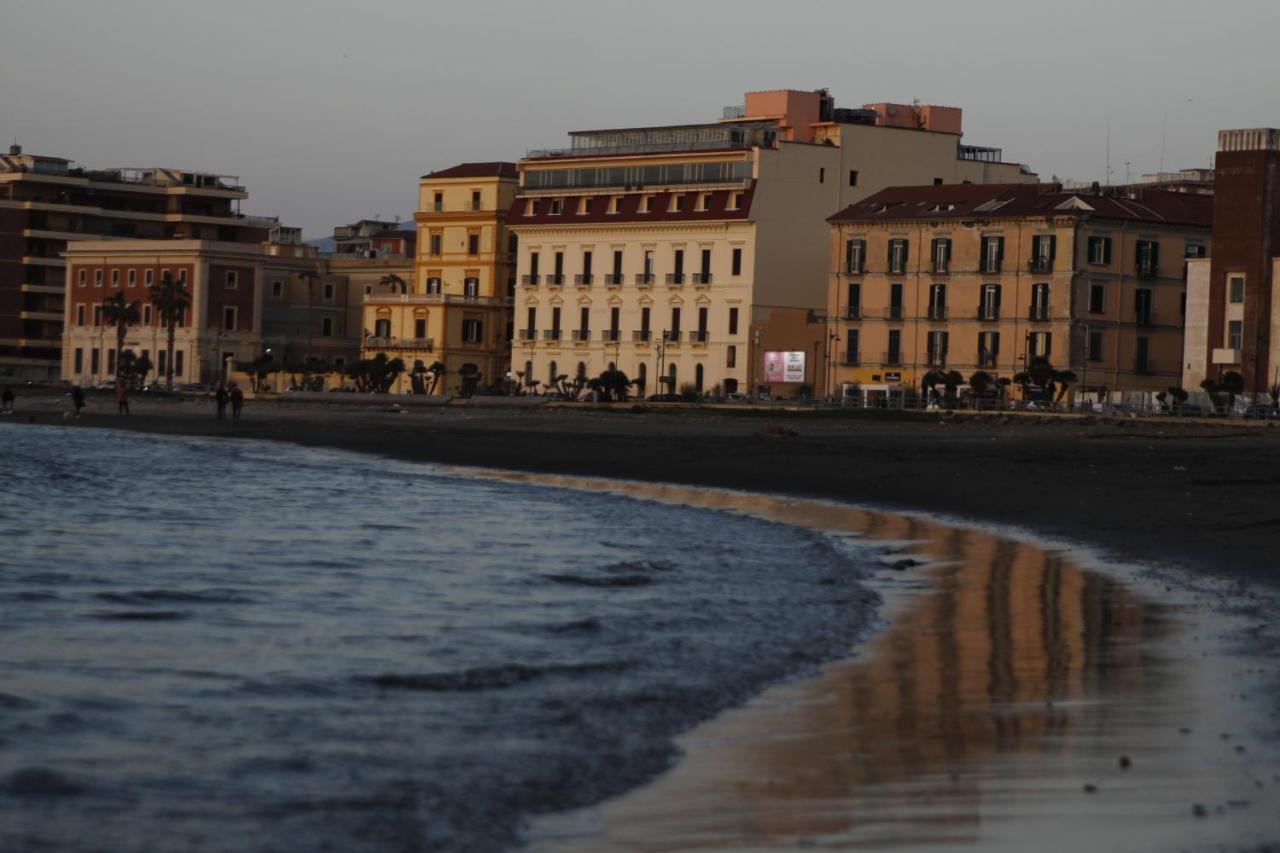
[[763, 351, 806, 384]]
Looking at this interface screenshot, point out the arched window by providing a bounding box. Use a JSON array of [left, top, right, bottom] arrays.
[[637, 362, 647, 395], [548, 360, 558, 387], [695, 363, 704, 393], [667, 363, 677, 390]]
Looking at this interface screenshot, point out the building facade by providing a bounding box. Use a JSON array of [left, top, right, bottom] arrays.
[[1183, 129, 1280, 394], [510, 89, 1034, 398], [0, 144, 265, 380], [826, 183, 1212, 399], [360, 162, 517, 393]]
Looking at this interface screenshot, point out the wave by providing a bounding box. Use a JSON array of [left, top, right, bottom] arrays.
[[93, 589, 254, 605], [90, 611, 189, 622], [360, 660, 634, 692], [543, 573, 655, 588]]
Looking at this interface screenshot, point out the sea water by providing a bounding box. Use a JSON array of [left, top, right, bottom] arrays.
[[0, 424, 879, 851]]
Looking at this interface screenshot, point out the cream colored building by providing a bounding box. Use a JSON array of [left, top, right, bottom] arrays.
[[360, 163, 517, 393], [510, 89, 1034, 398]]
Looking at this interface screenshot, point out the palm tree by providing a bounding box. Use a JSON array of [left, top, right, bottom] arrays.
[[1053, 369, 1077, 405], [588, 368, 632, 402], [148, 271, 190, 390], [101, 292, 142, 385]]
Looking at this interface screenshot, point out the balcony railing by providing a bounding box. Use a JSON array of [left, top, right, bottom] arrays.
[[1028, 307, 1051, 322], [666, 273, 685, 286], [365, 336, 434, 351], [882, 351, 903, 366], [1029, 258, 1053, 273], [978, 350, 997, 367], [601, 329, 622, 342], [521, 274, 540, 286], [363, 293, 502, 307], [927, 305, 947, 321], [691, 272, 713, 285], [926, 353, 948, 367], [885, 306, 903, 320], [542, 330, 562, 341], [932, 262, 949, 275], [571, 329, 591, 342], [604, 273, 623, 286], [688, 330, 709, 343], [977, 307, 1000, 321], [981, 261, 1002, 274], [841, 350, 859, 365], [1136, 310, 1157, 326], [846, 306, 861, 320], [517, 329, 536, 341], [1136, 264, 1159, 280], [633, 330, 653, 343], [662, 330, 682, 344], [575, 274, 593, 287], [845, 263, 864, 276], [1135, 358, 1155, 374], [546, 274, 565, 285], [635, 273, 655, 286]]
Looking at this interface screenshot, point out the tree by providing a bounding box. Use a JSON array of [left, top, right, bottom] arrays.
[[148, 271, 190, 390], [427, 360, 446, 395], [942, 370, 965, 407], [410, 360, 430, 395], [246, 354, 277, 392], [378, 273, 407, 294], [968, 370, 995, 398], [347, 353, 405, 393], [587, 367, 632, 402], [1053, 369, 1077, 405], [1269, 383, 1280, 408], [457, 364, 482, 398], [116, 349, 152, 389], [101, 292, 142, 385], [1220, 370, 1245, 411]]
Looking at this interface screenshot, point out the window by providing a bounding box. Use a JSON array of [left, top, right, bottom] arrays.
[[1228, 320, 1243, 350], [611, 250, 623, 282], [143, 305, 152, 325], [549, 199, 564, 216], [323, 283, 334, 301], [145, 269, 154, 287], [728, 307, 739, 335], [93, 305, 103, 326], [933, 177, 944, 186], [844, 329, 859, 364], [551, 306, 561, 335], [726, 344, 737, 368], [1229, 276, 1245, 303], [578, 197, 592, 215], [111, 270, 120, 287], [107, 349, 116, 375], [670, 195, 683, 213], [174, 350, 184, 377], [1031, 235, 1056, 272], [980, 284, 1000, 320], [1030, 331, 1052, 359], [464, 277, 479, 297], [76, 304, 85, 325], [889, 283, 903, 319], [553, 251, 565, 282], [847, 283, 861, 318], [887, 329, 901, 364], [321, 317, 333, 337], [609, 306, 620, 336], [928, 283, 947, 320], [643, 249, 654, 278], [463, 319, 483, 343], [981, 236, 1004, 273], [926, 331, 948, 366], [127, 269, 136, 288], [845, 239, 865, 274], [178, 269, 187, 285], [609, 196, 622, 214], [727, 192, 741, 210], [818, 167, 825, 183], [427, 277, 442, 295], [1088, 236, 1112, 265], [1089, 281, 1106, 314], [695, 364, 704, 393], [672, 249, 684, 283], [90, 348, 100, 374], [471, 190, 481, 211], [731, 247, 742, 276], [1030, 283, 1050, 320], [529, 252, 540, 280], [670, 306, 681, 336], [221, 271, 235, 290], [94, 270, 103, 287], [581, 250, 593, 282], [698, 248, 711, 282], [639, 195, 652, 214], [78, 269, 86, 287], [641, 306, 651, 337], [931, 238, 951, 273], [1135, 336, 1151, 371], [430, 233, 442, 255], [1185, 242, 1206, 259], [414, 318, 427, 338], [433, 191, 443, 211], [848, 170, 859, 187], [578, 307, 590, 335], [270, 280, 283, 299], [978, 331, 999, 367], [525, 307, 536, 338], [468, 233, 480, 255], [888, 239, 908, 274], [74, 348, 83, 373], [158, 350, 167, 375], [1134, 288, 1153, 324], [1088, 328, 1104, 362], [1136, 240, 1160, 276]]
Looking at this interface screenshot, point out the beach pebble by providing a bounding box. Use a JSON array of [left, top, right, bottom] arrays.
[[1118, 755, 1131, 769]]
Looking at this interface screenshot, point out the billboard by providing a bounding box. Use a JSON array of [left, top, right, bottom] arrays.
[[763, 351, 806, 384]]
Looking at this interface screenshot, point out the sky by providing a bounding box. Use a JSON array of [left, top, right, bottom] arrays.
[[3, 0, 1278, 239]]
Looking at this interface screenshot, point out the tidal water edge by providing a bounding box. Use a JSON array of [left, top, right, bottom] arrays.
[[0, 423, 880, 851]]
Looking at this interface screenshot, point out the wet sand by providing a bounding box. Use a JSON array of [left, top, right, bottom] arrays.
[[477, 477, 1280, 852]]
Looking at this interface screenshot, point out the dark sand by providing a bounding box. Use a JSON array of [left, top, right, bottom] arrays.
[[15, 391, 1280, 588]]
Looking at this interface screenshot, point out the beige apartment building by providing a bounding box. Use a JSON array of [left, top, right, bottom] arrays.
[[826, 183, 1213, 400], [360, 162, 517, 392], [509, 88, 1034, 398]]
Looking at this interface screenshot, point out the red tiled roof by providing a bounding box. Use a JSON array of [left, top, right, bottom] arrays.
[[828, 183, 1213, 228], [508, 186, 755, 225], [423, 162, 517, 180]]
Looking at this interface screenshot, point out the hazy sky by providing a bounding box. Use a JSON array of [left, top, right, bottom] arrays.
[[4, 0, 1277, 239]]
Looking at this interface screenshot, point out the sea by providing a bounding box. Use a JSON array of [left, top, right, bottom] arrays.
[[0, 423, 880, 852]]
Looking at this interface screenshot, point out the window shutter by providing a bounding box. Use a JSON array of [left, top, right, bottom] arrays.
[[1103, 237, 1112, 264], [1044, 332, 1052, 358], [1048, 235, 1057, 260], [991, 331, 1000, 355], [994, 284, 1002, 308], [846, 240, 853, 271], [1150, 241, 1160, 270], [997, 237, 1005, 264], [942, 331, 950, 354], [902, 239, 909, 267], [887, 241, 895, 270]]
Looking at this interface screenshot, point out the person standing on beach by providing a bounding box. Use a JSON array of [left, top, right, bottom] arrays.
[[71, 386, 85, 417], [114, 382, 130, 415], [229, 383, 244, 422], [0, 386, 13, 414], [215, 382, 229, 420]]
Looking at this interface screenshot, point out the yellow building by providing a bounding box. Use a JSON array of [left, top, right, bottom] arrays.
[[361, 162, 517, 393], [825, 183, 1213, 401]]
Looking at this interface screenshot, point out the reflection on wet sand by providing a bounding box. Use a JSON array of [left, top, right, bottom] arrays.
[[500, 477, 1280, 852]]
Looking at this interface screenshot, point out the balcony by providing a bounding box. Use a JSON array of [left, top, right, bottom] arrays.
[[977, 307, 1000, 321], [604, 273, 623, 287], [846, 306, 861, 320], [691, 272, 713, 286], [926, 353, 947, 367], [978, 350, 997, 368], [634, 273, 655, 287], [981, 262, 1002, 274], [1134, 359, 1155, 374], [546, 274, 565, 286], [601, 329, 622, 342], [882, 351, 903, 366], [575, 274, 593, 288], [927, 305, 947, 321], [1029, 258, 1053, 274], [365, 336, 434, 351], [688, 330, 709, 344], [845, 264, 864, 276], [542, 330, 562, 342], [931, 262, 949, 275], [1136, 264, 1159, 280], [841, 350, 860, 365], [884, 306, 904, 320], [666, 273, 685, 287], [662, 330, 682, 346], [517, 329, 537, 341], [632, 330, 653, 345], [363, 293, 502, 307], [888, 263, 907, 275], [571, 329, 591, 343], [1135, 310, 1157, 326], [522, 274, 540, 286], [1028, 307, 1051, 322]]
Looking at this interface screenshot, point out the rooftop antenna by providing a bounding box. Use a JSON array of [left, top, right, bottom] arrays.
[[1159, 104, 1168, 173]]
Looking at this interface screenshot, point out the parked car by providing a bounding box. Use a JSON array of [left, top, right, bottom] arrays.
[[1243, 404, 1279, 420]]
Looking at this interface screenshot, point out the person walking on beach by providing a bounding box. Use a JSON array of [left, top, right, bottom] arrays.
[[215, 382, 229, 420], [229, 383, 244, 422], [0, 386, 13, 414], [71, 386, 85, 418], [114, 382, 130, 415]]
